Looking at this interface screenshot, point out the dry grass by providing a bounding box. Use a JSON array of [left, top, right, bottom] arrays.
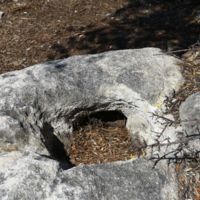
[[69, 121, 141, 165], [0, 0, 126, 74], [176, 161, 200, 200], [165, 46, 200, 120]]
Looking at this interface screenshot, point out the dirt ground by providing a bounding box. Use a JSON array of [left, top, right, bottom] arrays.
[[0, 0, 199, 74], [1, 0, 199, 109], [0, 0, 127, 73]]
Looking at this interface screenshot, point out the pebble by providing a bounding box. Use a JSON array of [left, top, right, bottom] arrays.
[[0, 11, 4, 20]]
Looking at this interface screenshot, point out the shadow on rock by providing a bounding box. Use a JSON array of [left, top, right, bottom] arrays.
[[40, 122, 74, 170]]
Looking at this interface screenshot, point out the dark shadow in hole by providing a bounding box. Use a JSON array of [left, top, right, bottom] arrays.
[[89, 110, 127, 122], [73, 110, 127, 130], [40, 122, 74, 170]]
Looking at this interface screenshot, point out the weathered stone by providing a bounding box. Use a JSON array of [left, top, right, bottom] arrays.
[[0, 152, 178, 200], [0, 48, 183, 151], [0, 48, 184, 199], [179, 92, 200, 152], [180, 92, 200, 135]]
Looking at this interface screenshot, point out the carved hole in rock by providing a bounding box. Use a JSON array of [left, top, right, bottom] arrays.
[[69, 110, 140, 166]]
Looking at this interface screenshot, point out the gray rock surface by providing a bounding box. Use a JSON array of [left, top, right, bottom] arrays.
[[0, 48, 183, 151], [0, 48, 184, 199], [179, 92, 200, 152], [0, 151, 178, 200], [180, 92, 200, 135]]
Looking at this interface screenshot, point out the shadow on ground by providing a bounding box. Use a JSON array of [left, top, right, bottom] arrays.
[[50, 0, 200, 59]]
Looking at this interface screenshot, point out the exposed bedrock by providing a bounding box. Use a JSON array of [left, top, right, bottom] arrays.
[[0, 48, 185, 199]]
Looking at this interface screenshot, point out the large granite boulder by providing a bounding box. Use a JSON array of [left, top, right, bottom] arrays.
[[0, 48, 183, 151], [0, 48, 184, 199]]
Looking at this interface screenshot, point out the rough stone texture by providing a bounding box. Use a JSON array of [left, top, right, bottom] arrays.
[[0, 48, 183, 151], [0, 48, 184, 199], [0, 151, 178, 200], [180, 92, 200, 135], [179, 92, 200, 152]]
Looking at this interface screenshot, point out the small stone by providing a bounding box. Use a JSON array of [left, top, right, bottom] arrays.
[[0, 11, 4, 20]]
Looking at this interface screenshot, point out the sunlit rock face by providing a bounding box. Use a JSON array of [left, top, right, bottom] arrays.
[[0, 48, 184, 200], [180, 92, 200, 152]]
